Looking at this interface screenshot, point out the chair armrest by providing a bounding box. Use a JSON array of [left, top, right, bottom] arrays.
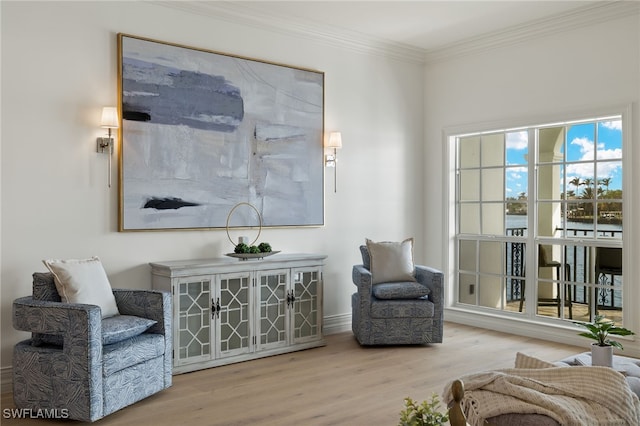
[[352, 265, 373, 297], [415, 265, 444, 313], [13, 296, 102, 354], [113, 289, 171, 335], [13, 297, 104, 417]]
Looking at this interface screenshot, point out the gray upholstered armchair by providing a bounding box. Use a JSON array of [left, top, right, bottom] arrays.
[[12, 272, 172, 422], [352, 243, 444, 345]]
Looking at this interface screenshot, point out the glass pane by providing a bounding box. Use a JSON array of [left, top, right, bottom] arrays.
[[538, 126, 565, 163], [538, 164, 563, 201], [567, 122, 595, 162], [459, 170, 479, 201], [505, 276, 524, 313], [597, 161, 622, 195], [458, 240, 476, 271], [565, 175, 581, 200], [481, 203, 504, 235], [597, 203, 622, 240], [482, 168, 503, 202], [459, 204, 480, 234], [506, 206, 527, 232], [479, 275, 502, 309], [506, 166, 527, 200], [506, 131, 528, 166], [506, 241, 526, 280], [536, 281, 560, 319], [538, 244, 563, 280], [537, 201, 562, 237], [565, 244, 586, 284], [596, 120, 622, 160], [188, 282, 203, 298], [459, 136, 480, 168], [479, 241, 502, 275], [458, 273, 476, 305], [481, 133, 504, 167], [595, 246, 622, 324], [570, 212, 595, 237]]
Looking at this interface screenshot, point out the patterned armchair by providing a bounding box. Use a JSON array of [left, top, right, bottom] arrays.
[[352, 244, 444, 345], [12, 272, 172, 422]]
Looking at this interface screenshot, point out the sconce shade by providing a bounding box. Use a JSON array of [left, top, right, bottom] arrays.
[[326, 132, 342, 149], [100, 107, 119, 128]]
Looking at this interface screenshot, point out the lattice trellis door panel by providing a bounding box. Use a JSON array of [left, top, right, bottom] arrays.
[[258, 270, 289, 351], [292, 268, 321, 342], [218, 273, 251, 357], [177, 277, 212, 365]]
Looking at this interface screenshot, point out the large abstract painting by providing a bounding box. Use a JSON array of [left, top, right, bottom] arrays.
[[117, 34, 324, 231]]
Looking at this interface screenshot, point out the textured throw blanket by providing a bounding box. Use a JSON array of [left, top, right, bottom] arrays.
[[443, 353, 640, 426]]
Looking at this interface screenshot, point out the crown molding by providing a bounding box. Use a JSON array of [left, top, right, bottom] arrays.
[[424, 1, 640, 64], [151, 1, 639, 66], [151, 1, 427, 64]]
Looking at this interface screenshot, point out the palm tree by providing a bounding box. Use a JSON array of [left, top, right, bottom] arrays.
[[583, 178, 593, 190], [569, 176, 582, 190], [600, 177, 611, 195]]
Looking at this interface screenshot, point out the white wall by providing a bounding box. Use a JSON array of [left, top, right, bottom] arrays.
[[426, 11, 640, 351], [0, 1, 425, 373]]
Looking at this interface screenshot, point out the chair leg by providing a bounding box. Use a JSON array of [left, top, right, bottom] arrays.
[[555, 266, 561, 317], [566, 264, 572, 319]]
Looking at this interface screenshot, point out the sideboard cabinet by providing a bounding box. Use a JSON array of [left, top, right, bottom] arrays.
[[150, 253, 326, 373]]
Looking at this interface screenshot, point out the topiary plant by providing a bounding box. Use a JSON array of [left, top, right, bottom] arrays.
[[398, 394, 449, 426], [234, 243, 250, 254], [258, 242, 272, 253]]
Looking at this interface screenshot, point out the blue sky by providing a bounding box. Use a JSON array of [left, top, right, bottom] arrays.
[[505, 120, 622, 198]]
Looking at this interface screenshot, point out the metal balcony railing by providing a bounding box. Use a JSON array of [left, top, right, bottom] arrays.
[[505, 227, 622, 310]]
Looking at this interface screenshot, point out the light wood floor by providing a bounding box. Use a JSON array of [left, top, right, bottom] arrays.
[[1, 322, 584, 425]]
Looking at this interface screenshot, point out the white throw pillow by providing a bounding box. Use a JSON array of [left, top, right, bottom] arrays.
[[365, 238, 417, 284], [43, 256, 120, 318]]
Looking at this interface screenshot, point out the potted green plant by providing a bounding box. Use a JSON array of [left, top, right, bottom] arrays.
[[398, 394, 449, 426], [573, 314, 635, 366]]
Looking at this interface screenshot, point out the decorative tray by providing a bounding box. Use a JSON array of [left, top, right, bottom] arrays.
[[225, 251, 280, 260]]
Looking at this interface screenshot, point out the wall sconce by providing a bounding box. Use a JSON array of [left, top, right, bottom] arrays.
[[97, 107, 119, 187], [325, 131, 342, 193]]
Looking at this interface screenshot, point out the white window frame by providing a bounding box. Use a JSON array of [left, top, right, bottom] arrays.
[[443, 105, 633, 330]]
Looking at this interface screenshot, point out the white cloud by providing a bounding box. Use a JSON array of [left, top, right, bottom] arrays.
[[571, 137, 594, 157], [506, 131, 527, 150], [568, 137, 621, 178], [601, 120, 622, 131], [508, 166, 527, 173], [597, 147, 623, 160]]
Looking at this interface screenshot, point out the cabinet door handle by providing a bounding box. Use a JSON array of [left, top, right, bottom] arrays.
[[211, 298, 221, 318], [286, 290, 296, 307]]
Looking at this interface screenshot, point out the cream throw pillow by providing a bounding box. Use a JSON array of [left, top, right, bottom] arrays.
[[366, 238, 417, 284], [514, 352, 557, 369], [43, 256, 120, 318]]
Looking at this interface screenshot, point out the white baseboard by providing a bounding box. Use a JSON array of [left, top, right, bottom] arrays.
[[2, 366, 12, 394], [323, 312, 352, 335], [0, 314, 353, 395]]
